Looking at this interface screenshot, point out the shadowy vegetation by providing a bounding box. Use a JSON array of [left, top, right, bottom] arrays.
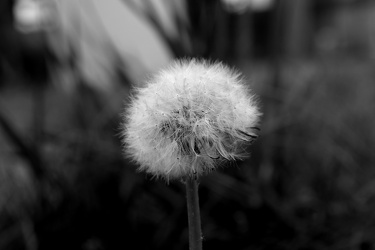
[[1, 0, 375, 250]]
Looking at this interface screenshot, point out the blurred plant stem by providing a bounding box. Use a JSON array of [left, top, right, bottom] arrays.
[[20, 217, 38, 250], [32, 85, 45, 156], [185, 176, 202, 250], [263, 0, 287, 193]]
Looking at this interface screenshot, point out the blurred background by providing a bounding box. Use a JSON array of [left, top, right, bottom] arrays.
[[1, 0, 375, 249]]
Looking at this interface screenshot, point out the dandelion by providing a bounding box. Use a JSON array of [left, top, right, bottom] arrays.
[[121, 58, 261, 250], [121, 58, 261, 180]]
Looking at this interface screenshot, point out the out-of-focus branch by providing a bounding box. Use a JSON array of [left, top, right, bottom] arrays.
[[0, 109, 44, 179], [122, 0, 188, 57]]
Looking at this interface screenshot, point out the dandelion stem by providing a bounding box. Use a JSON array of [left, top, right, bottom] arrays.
[[185, 175, 203, 250]]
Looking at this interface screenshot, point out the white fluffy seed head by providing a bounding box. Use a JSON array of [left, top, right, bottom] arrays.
[[121, 58, 261, 181]]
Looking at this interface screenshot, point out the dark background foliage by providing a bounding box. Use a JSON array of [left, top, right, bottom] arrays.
[[1, 0, 375, 249]]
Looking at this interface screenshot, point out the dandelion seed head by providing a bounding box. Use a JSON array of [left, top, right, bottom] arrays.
[[122, 59, 261, 181]]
